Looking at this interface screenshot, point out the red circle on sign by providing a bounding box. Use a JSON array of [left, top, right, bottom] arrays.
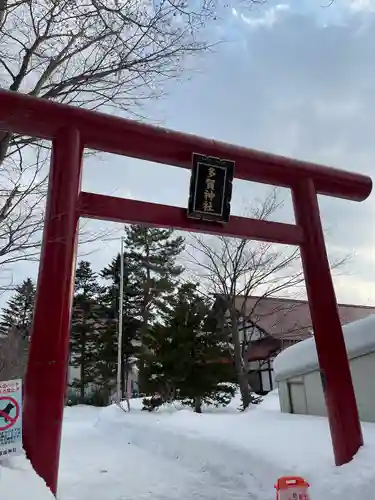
[[0, 395, 20, 431]]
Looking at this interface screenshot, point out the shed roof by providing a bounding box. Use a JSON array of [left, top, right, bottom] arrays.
[[273, 314, 375, 382]]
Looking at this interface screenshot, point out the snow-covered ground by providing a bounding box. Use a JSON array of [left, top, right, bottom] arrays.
[[3, 390, 375, 499]]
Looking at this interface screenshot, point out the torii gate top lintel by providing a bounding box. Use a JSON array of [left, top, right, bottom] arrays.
[[0, 89, 371, 202]]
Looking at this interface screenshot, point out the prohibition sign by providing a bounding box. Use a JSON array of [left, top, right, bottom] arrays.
[[0, 396, 20, 431]]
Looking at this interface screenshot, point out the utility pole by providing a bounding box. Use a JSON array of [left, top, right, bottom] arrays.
[[116, 236, 125, 402]]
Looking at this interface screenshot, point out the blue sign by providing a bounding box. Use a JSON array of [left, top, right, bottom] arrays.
[[0, 379, 22, 458]]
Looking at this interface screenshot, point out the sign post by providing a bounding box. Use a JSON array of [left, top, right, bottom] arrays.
[[187, 153, 235, 223], [0, 379, 22, 459]]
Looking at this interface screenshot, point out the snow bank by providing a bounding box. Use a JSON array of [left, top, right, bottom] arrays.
[[117, 391, 244, 414], [84, 399, 375, 500], [1, 454, 54, 500], [9, 382, 375, 500], [274, 313, 375, 381]]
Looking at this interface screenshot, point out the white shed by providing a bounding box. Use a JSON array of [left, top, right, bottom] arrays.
[[273, 314, 375, 422]]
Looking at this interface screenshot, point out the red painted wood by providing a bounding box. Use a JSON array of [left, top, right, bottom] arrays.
[[78, 192, 304, 246], [22, 129, 83, 495], [292, 179, 363, 465], [0, 89, 371, 201]]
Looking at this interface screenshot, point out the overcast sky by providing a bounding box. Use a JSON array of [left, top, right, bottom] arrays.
[[5, 0, 375, 307]]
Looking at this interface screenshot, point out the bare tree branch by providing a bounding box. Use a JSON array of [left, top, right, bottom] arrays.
[[0, 0, 262, 285], [0, 326, 28, 381], [184, 188, 350, 408]]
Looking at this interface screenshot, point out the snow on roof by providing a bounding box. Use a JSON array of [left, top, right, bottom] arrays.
[[274, 313, 375, 382]]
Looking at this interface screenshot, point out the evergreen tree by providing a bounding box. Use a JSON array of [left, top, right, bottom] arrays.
[[124, 225, 185, 391], [70, 261, 102, 402], [0, 278, 35, 337], [99, 253, 142, 400], [143, 283, 236, 412]]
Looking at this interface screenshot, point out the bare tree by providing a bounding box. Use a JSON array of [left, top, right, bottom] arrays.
[[0, 326, 28, 381], [0, 145, 48, 266], [0, 0, 257, 279], [186, 189, 347, 408]]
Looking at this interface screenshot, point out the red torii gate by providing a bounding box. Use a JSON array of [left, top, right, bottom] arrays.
[[0, 90, 371, 496]]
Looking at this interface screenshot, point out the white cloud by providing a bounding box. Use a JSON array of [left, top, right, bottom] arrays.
[[349, 0, 375, 12], [75, 5, 375, 305], [233, 4, 290, 29], [152, 8, 375, 305]]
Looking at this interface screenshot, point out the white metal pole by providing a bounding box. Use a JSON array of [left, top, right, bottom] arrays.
[[116, 236, 125, 402]]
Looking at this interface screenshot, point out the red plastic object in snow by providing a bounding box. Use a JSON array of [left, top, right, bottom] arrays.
[[275, 476, 311, 500]]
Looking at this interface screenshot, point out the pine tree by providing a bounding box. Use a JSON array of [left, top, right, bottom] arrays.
[[143, 283, 236, 412], [70, 261, 101, 402], [99, 253, 142, 400], [124, 225, 185, 391], [0, 278, 35, 337]]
